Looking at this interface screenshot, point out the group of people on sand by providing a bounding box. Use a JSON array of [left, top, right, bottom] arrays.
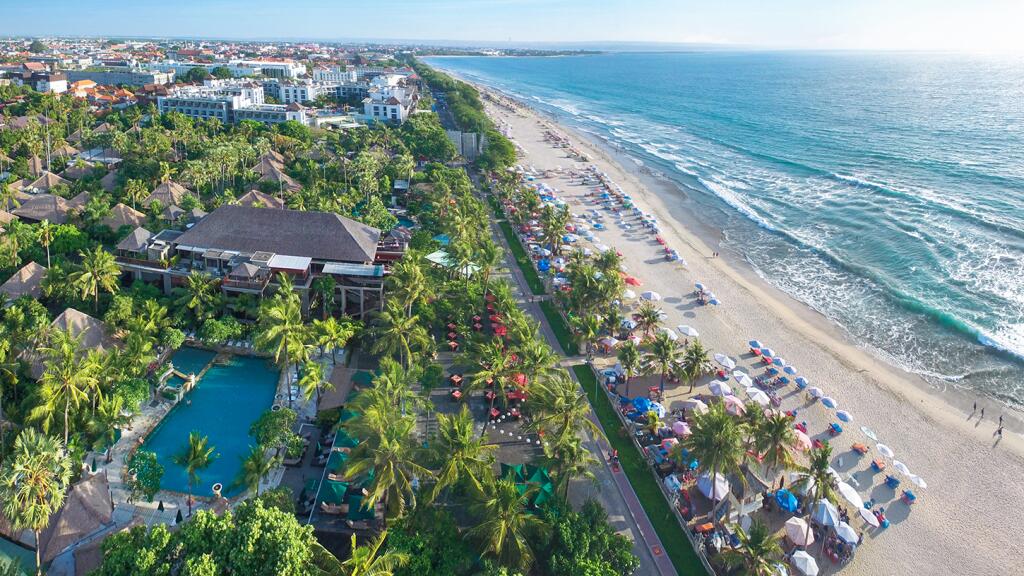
[[972, 401, 1005, 439]]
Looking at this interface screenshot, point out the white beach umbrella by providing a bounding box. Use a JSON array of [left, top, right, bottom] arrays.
[[893, 460, 912, 476], [807, 387, 824, 398], [682, 399, 708, 414], [785, 518, 814, 546], [595, 243, 611, 253], [860, 426, 878, 441], [820, 396, 837, 409], [735, 373, 754, 387], [714, 353, 736, 370], [910, 475, 928, 489], [835, 522, 859, 545], [640, 291, 662, 301], [811, 499, 840, 527], [836, 410, 853, 423], [658, 327, 679, 341], [876, 443, 895, 459], [622, 289, 637, 299], [837, 481, 864, 509], [697, 473, 730, 501], [790, 551, 818, 576], [709, 381, 732, 397], [746, 387, 770, 407], [773, 357, 787, 367], [598, 337, 620, 348], [858, 507, 881, 528], [677, 324, 699, 337]]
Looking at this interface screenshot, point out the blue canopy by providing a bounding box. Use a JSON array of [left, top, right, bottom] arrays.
[[537, 259, 551, 272], [776, 489, 799, 513], [632, 397, 652, 413]]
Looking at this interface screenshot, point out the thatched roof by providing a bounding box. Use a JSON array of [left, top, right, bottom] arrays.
[[11, 194, 69, 224], [173, 205, 381, 264], [60, 161, 95, 181], [236, 189, 285, 210], [101, 203, 146, 230], [25, 171, 72, 194], [99, 170, 119, 193], [254, 159, 301, 192], [67, 191, 91, 212], [0, 261, 47, 300], [72, 518, 143, 576], [115, 227, 152, 252], [31, 309, 118, 379], [37, 472, 113, 564], [319, 367, 361, 411], [0, 210, 15, 225], [143, 180, 191, 207]]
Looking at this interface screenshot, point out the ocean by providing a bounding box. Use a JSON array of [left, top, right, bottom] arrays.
[[426, 52, 1024, 406]]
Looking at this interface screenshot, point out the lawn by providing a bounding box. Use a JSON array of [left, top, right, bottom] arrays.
[[540, 300, 576, 356], [572, 365, 705, 576], [490, 202, 546, 296]]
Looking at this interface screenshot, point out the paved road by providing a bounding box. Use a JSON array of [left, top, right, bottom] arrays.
[[483, 189, 677, 576]]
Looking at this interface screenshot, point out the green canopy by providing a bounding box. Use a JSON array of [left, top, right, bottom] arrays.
[[500, 463, 526, 482], [346, 494, 375, 521], [335, 430, 360, 449], [304, 477, 320, 493], [352, 371, 375, 387], [319, 479, 348, 505], [526, 466, 551, 485], [326, 450, 348, 473], [338, 409, 360, 423]]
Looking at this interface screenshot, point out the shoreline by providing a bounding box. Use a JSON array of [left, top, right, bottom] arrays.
[[449, 70, 1024, 575]]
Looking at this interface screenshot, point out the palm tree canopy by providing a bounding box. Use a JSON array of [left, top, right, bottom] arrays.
[[467, 476, 545, 572]]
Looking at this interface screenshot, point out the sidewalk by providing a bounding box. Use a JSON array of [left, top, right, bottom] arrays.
[[485, 198, 677, 576]]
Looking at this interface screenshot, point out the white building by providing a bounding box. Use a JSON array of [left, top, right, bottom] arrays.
[[157, 81, 304, 125], [362, 80, 417, 124], [313, 66, 357, 83]]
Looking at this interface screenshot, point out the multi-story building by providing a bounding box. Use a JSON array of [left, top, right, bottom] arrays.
[[313, 66, 357, 83], [65, 67, 174, 87], [362, 76, 418, 124], [158, 81, 307, 125], [114, 205, 392, 317]]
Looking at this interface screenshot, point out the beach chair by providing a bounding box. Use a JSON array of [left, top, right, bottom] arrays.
[[901, 490, 917, 505], [829, 423, 843, 436], [870, 458, 886, 473], [851, 443, 868, 455], [885, 475, 901, 489]]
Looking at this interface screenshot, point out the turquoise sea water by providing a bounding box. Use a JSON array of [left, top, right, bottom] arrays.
[[427, 52, 1024, 406], [142, 354, 278, 496]]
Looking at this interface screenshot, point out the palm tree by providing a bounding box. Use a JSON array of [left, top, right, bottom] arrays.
[[255, 295, 309, 407], [296, 361, 329, 405], [0, 429, 72, 576], [570, 314, 601, 359], [721, 519, 784, 576], [387, 257, 429, 315], [236, 445, 279, 497], [172, 431, 216, 516], [69, 247, 120, 313], [683, 403, 745, 525], [756, 412, 797, 476], [543, 434, 597, 500], [30, 329, 97, 445], [311, 316, 360, 364], [634, 301, 662, 340], [429, 405, 497, 503], [88, 394, 129, 462], [123, 178, 148, 210], [344, 416, 431, 520], [310, 275, 336, 319], [467, 476, 544, 572], [682, 339, 712, 393], [616, 340, 642, 396], [174, 272, 221, 325], [525, 371, 602, 450], [646, 331, 678, 393], [340, 531, 409, 576], [792, 444, 838, 548], [369, 301, 430, 370], [539, 204, 570, 256], [37, 219, 53, 268], [516, 338, 560, 384], [474, 238, 503, 301]]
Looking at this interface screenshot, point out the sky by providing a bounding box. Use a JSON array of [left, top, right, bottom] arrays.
[[3, 0, 1024, 53]]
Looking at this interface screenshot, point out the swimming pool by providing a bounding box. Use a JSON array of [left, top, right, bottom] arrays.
[[142, 355, 279, 497], [170, 347, 216, 376]]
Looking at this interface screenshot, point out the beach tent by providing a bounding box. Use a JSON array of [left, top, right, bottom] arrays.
[[836, 410, 853, 422], [784, 366, 798, 375], [632, 397, 653, 413], [776, 489, 799, 512], [910, 475, 928, 489], [658, 327, 679, 341], [749, 339, 763, 349], [723, 395, 746, 415], [807, 387, 824, 398], [785, 517, 815, 546], [820, 397, 837, 409], [893, 461, 912, 476], [790, 551, 819, 576], [697, 472, 730, 501], [640, 291, 662, 301], [812, 499, 840, 527], [319, 479, 348, 505], [876, 443, 895, 458]]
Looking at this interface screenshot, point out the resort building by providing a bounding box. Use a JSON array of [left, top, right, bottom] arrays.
[[0, 261, 47, 301], [114, 205, 393, 317], [312, 65, 357, 83], [362, 76, 419, 124], [158, 82, 307, 125], [65, 67, 174, 87], [29, 308, 119, 379]]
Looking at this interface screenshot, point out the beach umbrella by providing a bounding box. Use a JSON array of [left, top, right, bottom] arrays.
[[793, 429, 812, 451], [807, 387, 823, 398], [773, 563, 790, 576], [795, 376, 809, 387], [876, 443, 895, 459], [660, 437, 679, 451], [595, 243, 611, 253], [790, 551, 818, 576], [710, 381, 732, 397], [746, 387, 770, 406], [812, 499, 840, 527], [695, 282, 705, 291], [622, 289, 637, 299], [632, 397, 652, 413], [658, 327, 679, 341], [773, 357, 787, 367], [664, 474, 683, 493], [683, 399, 709, 414], [649, 401, 667, 418], [837, 481, 864, 509], [677, 324, 699, 337], [640, 290, 662, 301], [820, 397, 837, 409], [598, 336, 620, 348], [749, 339, 763, 349], [776, 489, 799, 513], [835, 522, 859, 545], [714, 353, 736, 370], [785, 518, 814, 546], [910, 475, 928, 489], [893, 460, 912, 476], [760, 348, 776, 357], [723, 395, 746, 415], [709, 297, 721, 306], [858, 507, 880, 528], [628, 335, 642, 346], [697, 472, 730, 501], [860, 426, 878, 441], [672, 421, 692, 436], [735, 372, 754, 387], [836, 410, 853, 423], [621, 319, 638, 330], [624, 276, 642, 286], [784, 365, 798, 375]]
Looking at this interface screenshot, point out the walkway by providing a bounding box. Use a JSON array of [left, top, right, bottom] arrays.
[[484, 189, 677, 576]]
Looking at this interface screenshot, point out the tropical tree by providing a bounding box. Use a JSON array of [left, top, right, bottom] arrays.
[[792, 444, 839, 548], [387, 257, 430, 315], [174, 272, 222, 325], [70, 246, 120, 313], [682, 339, 713, 393], [310, 316, 360, 364], [645, 331, 678, 393], [467, 476, 545, 572], [340, 530, 409, 576], [310, 276, 336, 319], [172, 431, 216, 516], [30, 329, 97, 445], [633, 301, 662, 340], [255, 294, 309, 407], [525, 371, 602, 451], [474, 237, 503, 301], [756, 412, 798, 475], [37, 219, 53, 268], [0, 429, 73, 576], [683, 403, 745, 524], [429, 405, 497, 503], [368, 301, 430, 370], [296, 361, 329, 405], [88, 394, 129, 461], [616, 340, 642, 397], [570, 314, 601, 359], [720, 519, 784, 576], [123, 178, 149, 210], [543, 434, 597, 500], [236, 445, 280, 497], [343, 416, 431, 520]]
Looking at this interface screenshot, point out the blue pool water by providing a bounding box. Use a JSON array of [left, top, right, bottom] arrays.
[[170, 346, 216, 376], [428, 52, 1024, 406], [142, 355, 279, 497]]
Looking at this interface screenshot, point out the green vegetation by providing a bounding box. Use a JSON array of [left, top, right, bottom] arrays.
[[539, 300, 575, 355]]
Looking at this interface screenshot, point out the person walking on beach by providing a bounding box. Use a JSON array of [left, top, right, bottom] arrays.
[[999, 415, 1003, 426], [981, 407, 985, 419], [973, 401, 977, 412]]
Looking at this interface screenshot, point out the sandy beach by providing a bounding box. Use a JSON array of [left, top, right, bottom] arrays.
[[470, 84, 1024, 575]]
